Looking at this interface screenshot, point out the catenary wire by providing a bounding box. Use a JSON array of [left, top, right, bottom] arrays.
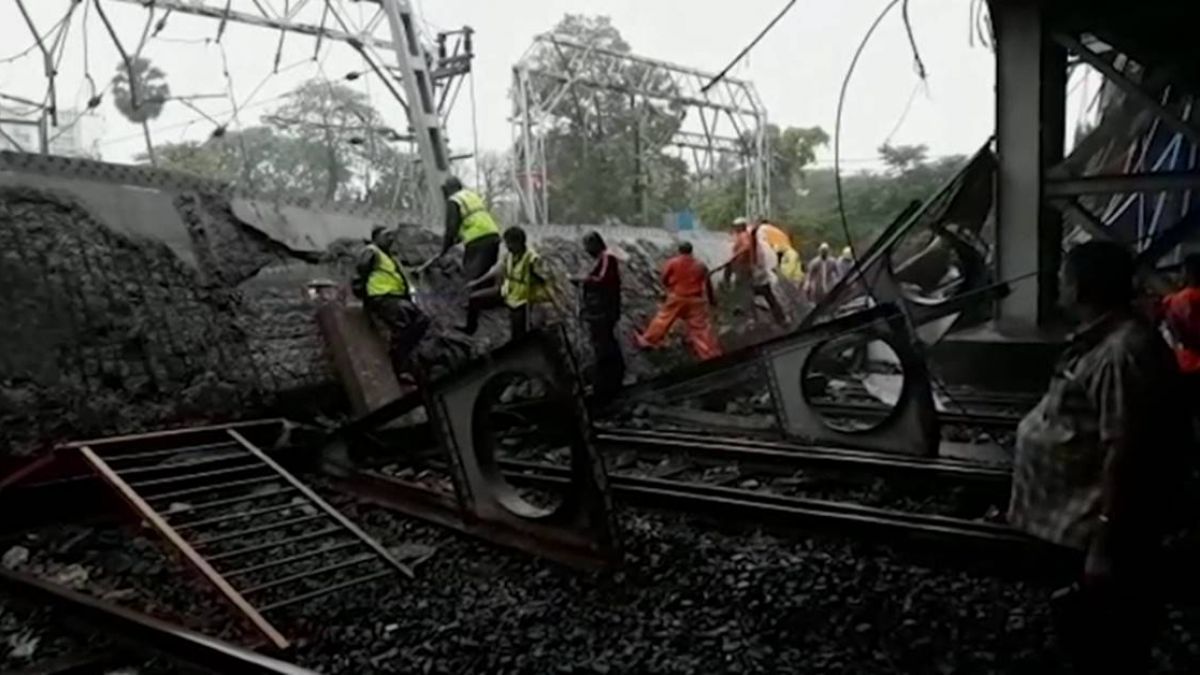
[[701, 0, 801, 93]]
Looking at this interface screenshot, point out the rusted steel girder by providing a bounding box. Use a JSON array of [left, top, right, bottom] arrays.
[[322, 325, 622, 570]]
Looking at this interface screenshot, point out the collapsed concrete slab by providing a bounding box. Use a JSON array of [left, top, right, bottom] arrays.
[[0, 153, 716, 454]]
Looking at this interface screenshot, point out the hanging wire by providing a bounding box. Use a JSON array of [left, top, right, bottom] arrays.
[[702, 0, 801, 93], [469, 67, 481, 188], [80, 0, 99, 106], [95, 90, 296, 150], [882, 80, 922, 148], [0, 9, 72, 65], [132, 3, 157, 60], [94, 0, 142, 113], [835, 0, 904, 269], [900, 0, 928, 81]]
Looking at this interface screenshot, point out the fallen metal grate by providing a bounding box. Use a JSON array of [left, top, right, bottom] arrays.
[[62, 420, 412, 650]]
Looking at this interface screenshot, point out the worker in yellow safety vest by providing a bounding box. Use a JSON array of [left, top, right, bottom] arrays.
[[417, 176, 502, 334], [353, 226, 431, 375], [467, 227, 551, 341], [759, 218, 804, 284]]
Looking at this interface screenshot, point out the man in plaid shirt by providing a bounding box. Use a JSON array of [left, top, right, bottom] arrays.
[[1010, 241, 1192, 672]]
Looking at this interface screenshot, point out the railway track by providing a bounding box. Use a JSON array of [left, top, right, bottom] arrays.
[[594, 427, 1010, 485], [815, 401, 1021, 428], [0, 568, 315, 674], [369, 435, 1023, 550], [496, 459, 1032, 548]]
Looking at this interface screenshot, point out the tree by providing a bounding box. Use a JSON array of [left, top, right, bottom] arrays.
[[785, 145, 967, 252], [878, 143, 929, 174], [147, 79, 420, 208], [769, 125, 831, 216], [265, 80, 392, 201], [475, 150, 515, 206], [519, 15, 687, 224], [112, 57, 170, 167], [696, 124, 829, 230]]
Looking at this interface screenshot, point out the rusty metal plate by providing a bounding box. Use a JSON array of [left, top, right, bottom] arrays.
[[763, 308, 940, 457], [420, 328, 621, 569], [317, 303, 406, 417]]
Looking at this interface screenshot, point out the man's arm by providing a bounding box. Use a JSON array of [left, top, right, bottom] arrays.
[[529, 256, 548, 285], [587, 253, 611, 284], [440, 200, 462, 255], [1086, 351, 1157, 583], [352, 248, 375, 298]]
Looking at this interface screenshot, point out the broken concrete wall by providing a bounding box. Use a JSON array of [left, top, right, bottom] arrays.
[[0, 153, 716, 454]]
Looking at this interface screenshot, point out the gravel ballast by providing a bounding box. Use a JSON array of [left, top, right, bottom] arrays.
[[5, 496, 1197, 674]]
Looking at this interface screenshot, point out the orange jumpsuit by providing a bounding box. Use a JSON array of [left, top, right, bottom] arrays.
[[637, 253, 723, 360], [1162, 286, 1200, 373]]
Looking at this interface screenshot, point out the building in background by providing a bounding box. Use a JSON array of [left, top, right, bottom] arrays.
[[0, 114, 43, 153], [0, 107, 94, 158]]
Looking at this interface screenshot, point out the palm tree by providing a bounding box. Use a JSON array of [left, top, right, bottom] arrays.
[[111, 57, 170, 166]]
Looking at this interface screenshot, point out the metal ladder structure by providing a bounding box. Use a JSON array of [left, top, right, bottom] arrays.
[[61, 420, 412, 651]]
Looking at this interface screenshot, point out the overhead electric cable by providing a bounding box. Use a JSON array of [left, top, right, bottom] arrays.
[[701, 0, 800, 93], [835, 0, 931, 268], [900, 0, 928, 81]]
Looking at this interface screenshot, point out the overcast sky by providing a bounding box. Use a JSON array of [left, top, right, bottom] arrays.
[[0, 1, 999, 172]]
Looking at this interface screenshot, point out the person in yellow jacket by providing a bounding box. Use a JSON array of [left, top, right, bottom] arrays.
[[759, 218, 804, 284], [418, 176, 503, 334], [467, 227, 550, 341], [779, 247, 805, 284], [353, 226, 431, 374]]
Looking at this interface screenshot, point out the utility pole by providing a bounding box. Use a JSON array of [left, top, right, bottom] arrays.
[[378, 0, 451, 226], [101, 0, 467, 223]]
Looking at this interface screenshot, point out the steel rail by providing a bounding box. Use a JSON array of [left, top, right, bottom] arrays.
[[594, 428, 1011, 485], [499, 460, 1032, 547], [813, 401, 1021, 428], [0, 569, 316, 674]]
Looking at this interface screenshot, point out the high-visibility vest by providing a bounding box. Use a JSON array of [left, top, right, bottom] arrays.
[[366, 244, 411, 297], [779, 248, 804, 283], [501, 248, 548, 308], [449, 189, 500, 244]]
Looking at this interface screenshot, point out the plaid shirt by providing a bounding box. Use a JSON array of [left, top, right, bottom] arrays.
[[1009, 310, 1187, 549]]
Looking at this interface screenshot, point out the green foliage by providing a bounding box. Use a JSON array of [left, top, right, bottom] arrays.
[[696, 123, 830, 231], [878, 143, 929, 174], [111, 57, 169, 125], [113, 57, 171, 165], [521, 14, 688, 224], [785, 151, 967, 253], [146, 79, 419, 207]]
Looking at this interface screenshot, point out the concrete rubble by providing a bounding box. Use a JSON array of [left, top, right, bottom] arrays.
[[0, 154, 726, 455]]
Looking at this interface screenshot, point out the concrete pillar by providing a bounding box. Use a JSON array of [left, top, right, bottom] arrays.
[[993, 0, 1066, 329]]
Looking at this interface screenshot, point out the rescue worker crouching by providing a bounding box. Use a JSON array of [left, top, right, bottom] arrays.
[[354, 226, 431, 378], [636, 241, 723, 360], [467, 227, 551, 341]]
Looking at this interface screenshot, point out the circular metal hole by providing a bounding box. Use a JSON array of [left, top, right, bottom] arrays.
[[472, 371, 575, 520], [802, 333, 906, 433]]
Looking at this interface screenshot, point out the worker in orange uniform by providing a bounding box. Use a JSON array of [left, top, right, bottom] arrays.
[[1162, 253, 1200, 401], [724, 218, 787, 326], [635, 241, 723, 360]]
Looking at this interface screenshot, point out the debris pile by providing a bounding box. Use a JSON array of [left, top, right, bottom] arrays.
[[0, 176, 712, 453]]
